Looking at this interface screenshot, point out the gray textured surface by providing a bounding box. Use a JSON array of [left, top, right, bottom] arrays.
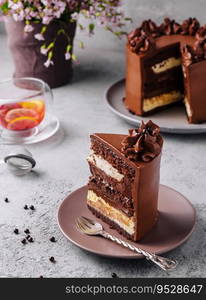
[[0, 1, 206, 278]]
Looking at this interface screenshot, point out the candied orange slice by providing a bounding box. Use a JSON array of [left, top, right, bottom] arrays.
[[7, 116, 38, 131]]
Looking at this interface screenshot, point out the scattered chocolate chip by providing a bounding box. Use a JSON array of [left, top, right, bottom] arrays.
[[30, 205, 35, 211], [24, 229, 30, 234], [39, 275, 44, 278], [49, 256, 55, 263], [28, 237, 34, 243], [4, 198, 9, 203], [21, 239, 27, 245], [49, 237, 56, 243], [14, 228, 19, 234], [24, 205, 28, 210], [112, 273, 118, 278], [26, 235, 31, 240]]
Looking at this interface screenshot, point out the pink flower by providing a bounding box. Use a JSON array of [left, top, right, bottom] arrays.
[[44, 59, 54, 68], [34, 33, 45, 41], [41, 47, 48, 55], [24, 24, 34, 33], [65, 52, 71, 60]]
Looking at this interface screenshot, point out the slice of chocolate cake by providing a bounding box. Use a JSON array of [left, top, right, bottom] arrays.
[[87, 121, 163, 242]]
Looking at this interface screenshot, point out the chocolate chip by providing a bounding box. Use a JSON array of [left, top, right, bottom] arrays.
[[49, 237, 56, 243], [26, 235, 31, 240], [49, 256, 55, 263], [112, 273, 118, 278], [28, 237, 34, 243], [21, 239, 27, 245], [4, 198, 9, 203], [30, 205, 35, 211], [14, 228, 19, 234], [24, 205, 28, 210], [24, 229, 30, 234], [39, 275, 44, 278]]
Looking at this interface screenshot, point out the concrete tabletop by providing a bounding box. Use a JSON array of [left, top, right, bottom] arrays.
[[0, 10, 206, 277]]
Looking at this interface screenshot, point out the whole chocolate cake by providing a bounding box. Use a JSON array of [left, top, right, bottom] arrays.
[[125, 18, 206, 124], [87, 120, 163, 242]]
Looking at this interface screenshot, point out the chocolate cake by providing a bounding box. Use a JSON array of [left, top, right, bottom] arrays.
[[125, 18, 206, 124], [87, 120, 163, 242]]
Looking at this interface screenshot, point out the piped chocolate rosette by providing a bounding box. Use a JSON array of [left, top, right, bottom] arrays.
[[128, 17, 206, 65], [121, 120, 162, 162]]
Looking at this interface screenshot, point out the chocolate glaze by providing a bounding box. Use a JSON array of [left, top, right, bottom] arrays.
[[87, 132, 163, 241], [183, 60, 206, 123]]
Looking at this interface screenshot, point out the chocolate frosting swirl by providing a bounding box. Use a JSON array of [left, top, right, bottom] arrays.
[[121, 121, 162, 162], [128, 17, 205, 60], [181, 18, 200, 36], [160, 18, 182, 35]]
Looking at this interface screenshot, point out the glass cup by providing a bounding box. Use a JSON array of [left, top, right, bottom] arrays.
[[0, 77, 53, 144]]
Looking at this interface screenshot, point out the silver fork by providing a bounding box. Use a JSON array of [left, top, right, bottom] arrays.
[[75, 216, 177, 271]]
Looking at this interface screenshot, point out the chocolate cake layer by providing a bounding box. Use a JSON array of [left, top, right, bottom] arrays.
[[88, 162, 133, 200], [88, 178, 134, 217], [143, 66, 184, 98], [90, 135, 135, 179]]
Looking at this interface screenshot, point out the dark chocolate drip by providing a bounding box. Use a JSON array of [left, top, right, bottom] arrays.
[[121, 120, 162, 162]]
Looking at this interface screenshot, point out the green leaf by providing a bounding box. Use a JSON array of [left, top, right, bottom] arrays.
[[71, 54, 77, 61], [41, 26, 47, 34], [48, 51, 53, 60], [88, 23, 95, 34], [78, 24, 84, 31], [78, 41, 84, 49], [0, 2, 9, 14], [47, 42, 54, 51], [66, 44, 72, 53]]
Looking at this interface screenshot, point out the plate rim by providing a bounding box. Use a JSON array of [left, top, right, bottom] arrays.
[[57, 184, 196, 259], [105, 78, 206, 134]]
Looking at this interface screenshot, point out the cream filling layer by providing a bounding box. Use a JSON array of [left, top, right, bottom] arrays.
[[87, 190, 135, 235], [87, 150, 124, 182], [184, 97, 192, 117], [152, 57, 181, 74], [143, 90, 182, 112]]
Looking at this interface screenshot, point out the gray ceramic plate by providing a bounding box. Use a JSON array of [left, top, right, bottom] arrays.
[[57, 185, 196, 259], [106, 79, 206, 134]]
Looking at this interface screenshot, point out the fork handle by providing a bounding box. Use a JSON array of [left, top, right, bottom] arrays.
[[100, 230, 177, 271]]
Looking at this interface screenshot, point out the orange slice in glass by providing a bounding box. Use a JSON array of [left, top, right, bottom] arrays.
[[5, 108, 38, 123], [7, 116, 38, 131]]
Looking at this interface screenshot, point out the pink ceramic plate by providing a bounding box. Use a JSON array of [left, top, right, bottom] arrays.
[[57, 185, 196, 259]]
